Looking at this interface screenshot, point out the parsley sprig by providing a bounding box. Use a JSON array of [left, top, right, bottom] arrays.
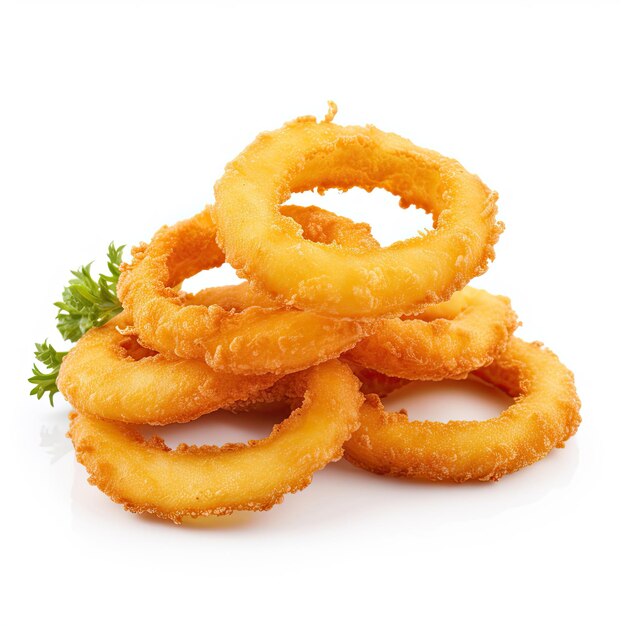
[[29, 243, 125, 405], [55, 243, 124, 341], [29, 341, 68, 406]]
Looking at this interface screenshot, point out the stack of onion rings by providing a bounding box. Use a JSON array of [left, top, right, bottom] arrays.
[[54, 104, 580, 524], [116, 205, 378, 375]]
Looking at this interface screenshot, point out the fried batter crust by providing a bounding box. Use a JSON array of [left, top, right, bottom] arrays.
[[343, 337, 581, 482], [345, 364, 410, 398], [117, 205, 377, 375], [345, 287, 519, 380], [68, 360, 363, 523], [212, 107, 503, 318], [57, 313, 280, 425]]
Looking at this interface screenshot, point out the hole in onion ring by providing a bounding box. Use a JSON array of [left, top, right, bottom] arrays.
[[382, 377, 511, 423], [137, 405, 292, 447], [180, 264, 243, 297], [288, 188, 433, 247]]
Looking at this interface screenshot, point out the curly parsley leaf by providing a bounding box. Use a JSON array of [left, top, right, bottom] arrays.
[[28, 341, 68, 406], [54, 243, 125, 342], [30, 242, 125, 403]]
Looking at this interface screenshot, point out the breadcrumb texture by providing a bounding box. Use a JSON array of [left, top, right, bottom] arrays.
[[57, 313, 280, 425], [117, 205, 373, 375], [212, 109, 503, 318], [343, 337, 581, 482], [345, 287, 519, 380], [68, 360, 364, 523]]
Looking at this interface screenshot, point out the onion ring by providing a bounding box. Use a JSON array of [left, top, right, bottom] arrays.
[[225, 362, 408, 416], [57, 313, 280, 425], [343, 337, 581, 482], [67, 360, 363, 522], [347, 364, 410, 397], [117, 205, 378, 375], [188, 283, 516, 384], [344, 287, 518, 380], [212, 106, 503, 318]]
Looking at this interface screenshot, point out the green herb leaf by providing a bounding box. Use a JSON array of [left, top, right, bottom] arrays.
[[30, 242, 125, 403], [28, 341, 68, 406], [54, 243, 125, 342]]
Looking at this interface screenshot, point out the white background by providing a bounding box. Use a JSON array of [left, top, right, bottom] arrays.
[[1, 1, 624, 624]]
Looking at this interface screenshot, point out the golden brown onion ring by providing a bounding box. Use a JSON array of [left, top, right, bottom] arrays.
[[57, 313, 280, 425], [343, 337, 581, 482], [345, 287, 518, 380], [212, 106, 502, 318], [225, 362, 408, 416], [280, 203, 381, 251], [117, 205, 378, 375], [347, 364, 410, 397], [68, 360, 363, 522], [188, 283, 516, 384]]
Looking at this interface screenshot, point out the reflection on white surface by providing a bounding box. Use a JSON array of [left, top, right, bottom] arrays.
[[39, 419, 72, 464], [70, 438, 579, 534]]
